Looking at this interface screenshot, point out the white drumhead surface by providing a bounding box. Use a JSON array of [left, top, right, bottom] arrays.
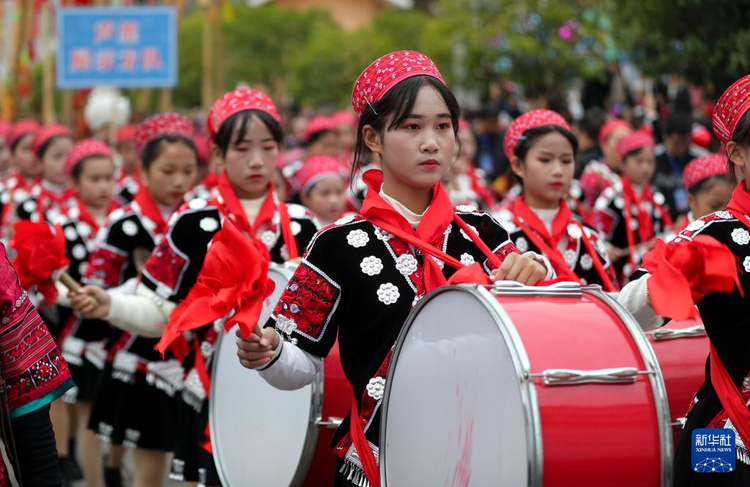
[[383, 288, 529, 486], [210, 266, 315, 486]]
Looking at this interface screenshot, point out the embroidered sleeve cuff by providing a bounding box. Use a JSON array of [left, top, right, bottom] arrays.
[[618, 274, 664, 331], [523, 251, 556, 280]]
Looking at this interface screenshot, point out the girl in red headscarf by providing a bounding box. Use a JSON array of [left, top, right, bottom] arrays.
[[81, 114, 199, 487], [15, 124, 76, 224], [493, 109, 617, 291], [677, 153, 733, 230], [68, 89, 320, 485], [112, 124, 142, 206], [295, 154, 350, 226], [578, 118, 632, 208], [619, 74, 750, 486], [50, 139, 118, 487], [593, 130, 676, 284], [236, 50, 551, 487], [0, 120, 40, 233]]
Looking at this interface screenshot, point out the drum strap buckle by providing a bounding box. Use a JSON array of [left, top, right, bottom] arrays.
[[529, 367, 653, 386], [649, 325, 707, 340]]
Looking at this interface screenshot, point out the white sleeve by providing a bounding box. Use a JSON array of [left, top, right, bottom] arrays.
[[104, 284, 176, 338], [55, 281, 72, 307], [256, 331, 323, 391], [618, 274, 664, 331]]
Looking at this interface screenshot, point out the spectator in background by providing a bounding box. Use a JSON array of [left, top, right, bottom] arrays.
[[575, 107, 606, 178], [652, 112, 708, 220], [474, 104, 509, 184]]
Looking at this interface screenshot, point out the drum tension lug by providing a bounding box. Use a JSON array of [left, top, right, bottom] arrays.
[[527, 367, 654, 386], [316, 416, 344, 430]]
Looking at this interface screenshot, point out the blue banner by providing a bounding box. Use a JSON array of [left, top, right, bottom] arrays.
[[56, 7, 177, 89]]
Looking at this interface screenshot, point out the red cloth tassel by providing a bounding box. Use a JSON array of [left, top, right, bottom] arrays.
[[643, 235, 742, 320], [10, 221, 69, 303]]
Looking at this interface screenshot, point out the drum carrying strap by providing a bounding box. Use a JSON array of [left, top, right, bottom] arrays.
[[709, 343, 750, 448]]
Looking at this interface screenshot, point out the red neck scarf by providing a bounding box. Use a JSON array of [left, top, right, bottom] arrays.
[[215, 171, 299, 260], [727, 180, 750, 230], [36, 185, 76, 220], [134, 189, 170, 235], [360, 170, 498, 292], [76, 199, 118, 235], [621, 177, 656, 243]]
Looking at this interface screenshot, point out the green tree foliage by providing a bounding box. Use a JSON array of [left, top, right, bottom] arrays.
[[613, 0, 750, 91]]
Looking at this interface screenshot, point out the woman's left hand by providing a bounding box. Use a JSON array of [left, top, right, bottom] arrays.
[[490, 253, 547, 286]]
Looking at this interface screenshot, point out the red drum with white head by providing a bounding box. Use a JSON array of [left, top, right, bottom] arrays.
[[381, 283, 672, 486]]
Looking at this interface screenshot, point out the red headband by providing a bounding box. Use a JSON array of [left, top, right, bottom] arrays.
[[713, 74, 750, 145], [0, 120, 12, 139], [296, 155, 345, 193], [116, 124, 137, 144], [616, 130, 654, 158], [31, 124, 72, 156], [207, 88, 280, 137], [8, 119, 40, 149], [351, 50, 444, 118], [66, 139, 113, 176], [598, 118, 632, 147], [682, 153, 727, 191], [303, 116, 336, 144], [503, 109, 570, 160], [135, 113, 194, 156]]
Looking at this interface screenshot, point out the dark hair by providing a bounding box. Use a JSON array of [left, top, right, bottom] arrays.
[[621, 146, 648, 163], [141, 135, 198, 171], [71, 154, 114, 181], [689, 174, 732, 195], [663, 112, 692, 136], [513, 125, 579, 160], [11, 132, 33, 153], [727, 109, 750, 184], [580, 107, 606, 142], [37, 135, 73, 160], [305, 129, 334, 147], [351, 76, 461, 181], [213, 110, 283, 158]]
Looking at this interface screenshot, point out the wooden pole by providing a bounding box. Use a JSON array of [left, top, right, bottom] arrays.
[[214, 0, 224, 98], [200, 0, 214, 111], [6, 0, 22, 119], [41, 1, 56, 123]]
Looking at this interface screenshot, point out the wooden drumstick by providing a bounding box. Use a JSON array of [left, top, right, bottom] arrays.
[[59, 272, 99, 307]]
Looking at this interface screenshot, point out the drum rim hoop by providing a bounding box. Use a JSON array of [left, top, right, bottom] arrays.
[[380, 284, 544, 487]]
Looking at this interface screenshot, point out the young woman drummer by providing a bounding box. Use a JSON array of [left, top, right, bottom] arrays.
[[236, 51, 551, 487], [620, 73, 750, 486], [83, 113, 199, 487], [68, 88, 319, 486], [493, 109, 617, 290]]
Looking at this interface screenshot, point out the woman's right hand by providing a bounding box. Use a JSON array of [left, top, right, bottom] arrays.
[[236, 327, 280, 370], [68, 285, 111, 319]]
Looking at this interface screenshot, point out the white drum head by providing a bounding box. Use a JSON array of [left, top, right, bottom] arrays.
[[382, 286, 532, 486], [210, 264, 319, 486]]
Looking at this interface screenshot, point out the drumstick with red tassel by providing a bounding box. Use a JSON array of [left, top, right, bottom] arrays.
[[9, 220, 95, 304]]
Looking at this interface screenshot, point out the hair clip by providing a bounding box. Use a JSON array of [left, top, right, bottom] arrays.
[[364, 95, 378, 116], [513, 135, 527, 141]]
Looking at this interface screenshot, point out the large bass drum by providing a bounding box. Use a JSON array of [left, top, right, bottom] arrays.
[[209, 263, 352, 486], [646, 319, 708, 450], [381, 283, 672, 487]]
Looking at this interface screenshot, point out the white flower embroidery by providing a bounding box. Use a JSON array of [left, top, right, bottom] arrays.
[[395, 253, 418, 276], [432, 256, 445, 269], [290, 221, 302, 236], [366, 377, 386, 400], [653, 192, 666, 206], [744, 257, 750, 273], [360, 256, 384, 276], [377, 283, 400, 305], [460, 224, 479, 241], [275, 315, 297, 336], [374, 227, 393, 241], [732, 228, 750, 245], [22, 200, 36, 214], [580, 254, 593, 271], [189, 198, 207, 210], [72, 244, 87, 261], [515, 237, 529, 253], [122, 220, 139, 237], [78, 262, 88, 277], [199, 217, 219, 233], [78, 222, 92, 238], [335, 214, 356, 226], [564, 250, 577, 268], [346, 229, 369, 248], [614, 197, 625, 209], [280, 245, 289, 261], [460, 253, 475, 266], [631, 218, 639, 231], [567, 224, 582, 239], [64, 226, 78, 241], [412, 294, 423, 308], [686, 219, 705, 232], [715, 211, 733, 219], [287, 204, 307, 219], [261, 230, 278, 249], [456, 205, 477, 212]]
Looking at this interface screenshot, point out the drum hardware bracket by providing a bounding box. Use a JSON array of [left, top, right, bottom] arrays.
[[315, 416, 344, 430], [671, 418, 687, 429], [488, 281, 586, 296], [649, 325, 707, 341], [528, 367, 654, 386]]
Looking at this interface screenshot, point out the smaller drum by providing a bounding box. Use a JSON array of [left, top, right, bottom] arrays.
[[647, 319, 708, 449], [209, 263, 352, 486]]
